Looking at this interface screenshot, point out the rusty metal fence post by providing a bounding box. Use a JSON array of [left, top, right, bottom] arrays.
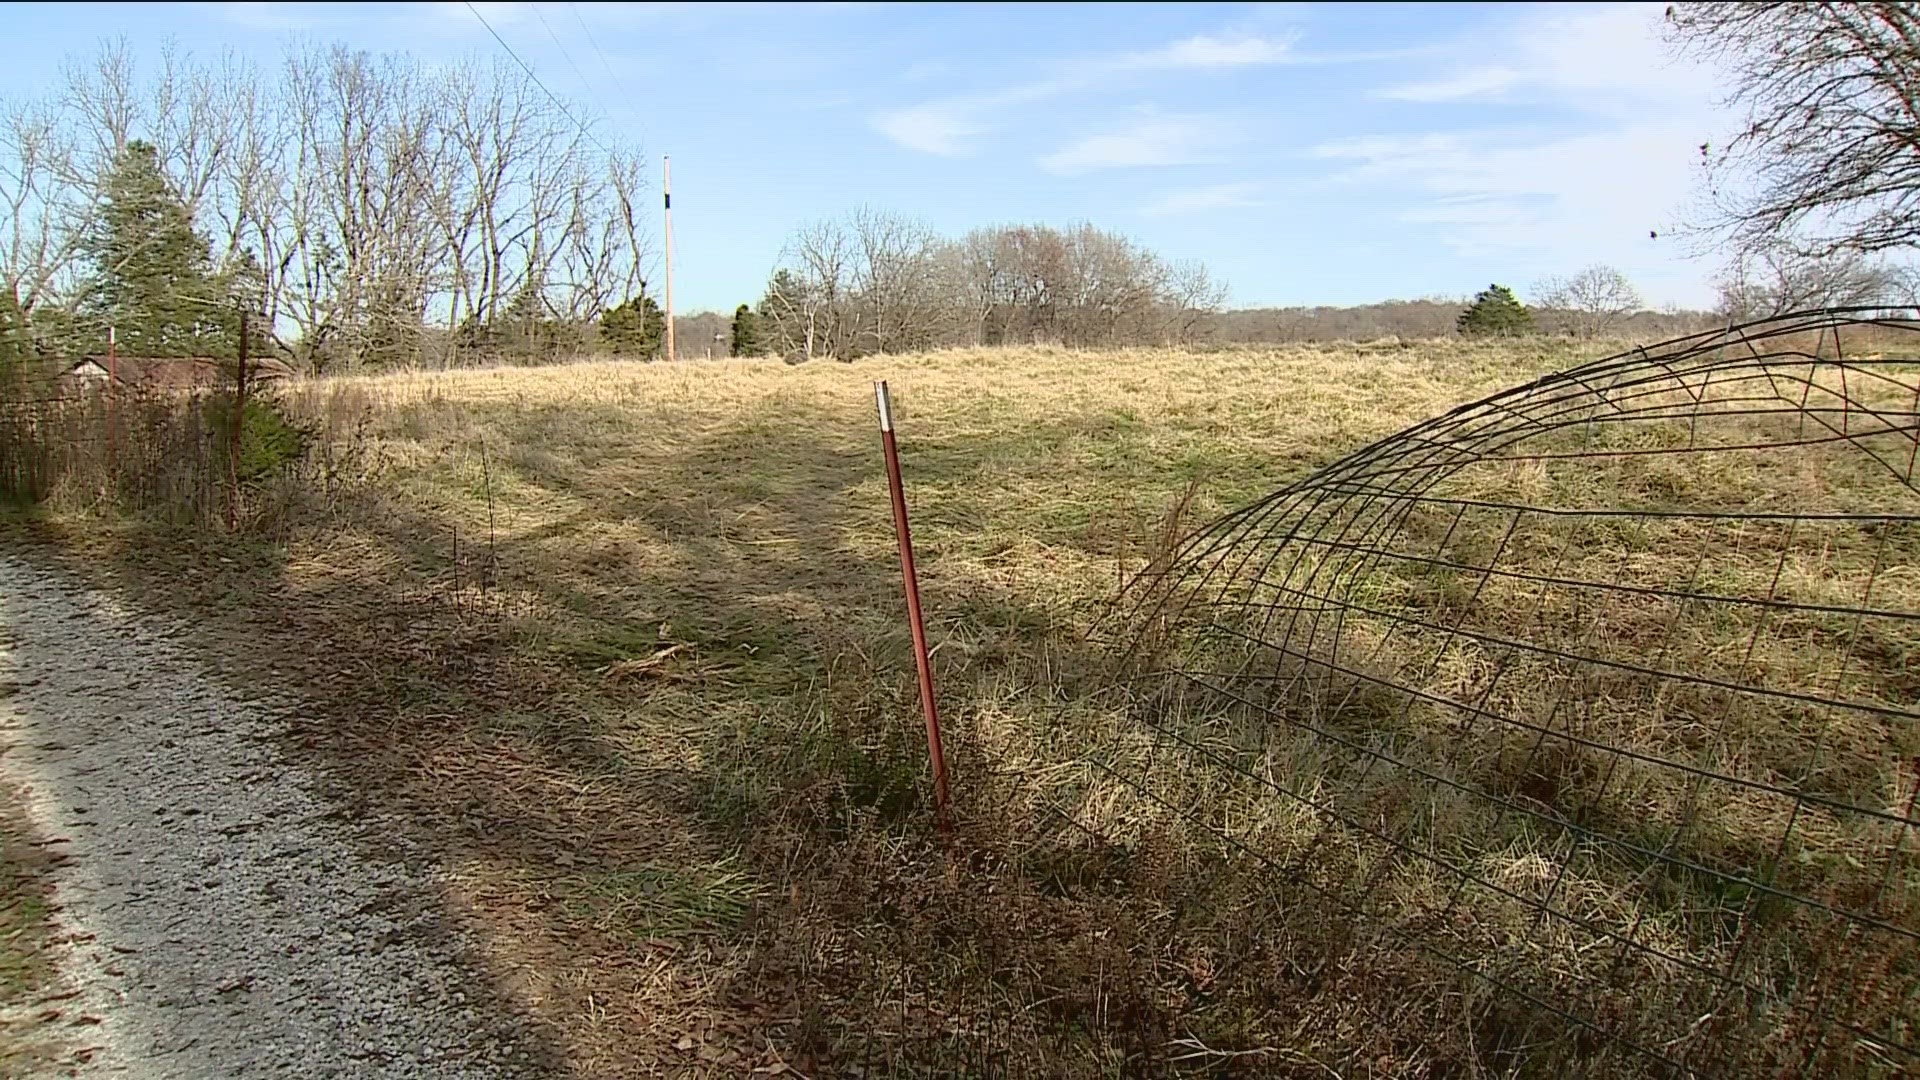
[[875, 380, 952, 828], [105, 324, 117, 486], [227, 310, 249, 532]]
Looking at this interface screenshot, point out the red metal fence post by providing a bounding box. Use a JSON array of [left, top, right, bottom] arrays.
[[875, 380, 952, 829], [106, 325, 117, 484], [227, 309, 249, 532]]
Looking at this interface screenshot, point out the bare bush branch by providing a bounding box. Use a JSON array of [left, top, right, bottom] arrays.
[[1712, 243, 1908, 319], [1669, 2, 1920, 257], [1531, 264, 1642, 339]]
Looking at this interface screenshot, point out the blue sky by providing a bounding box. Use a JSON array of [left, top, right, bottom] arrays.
[[0, 1, 1733, 312]]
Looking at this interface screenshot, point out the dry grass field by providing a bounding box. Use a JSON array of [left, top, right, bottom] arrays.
[[8, 334, 1917, 1076]]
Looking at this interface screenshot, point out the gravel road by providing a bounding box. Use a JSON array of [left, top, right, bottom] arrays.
[[0, 554, 553, 1078]]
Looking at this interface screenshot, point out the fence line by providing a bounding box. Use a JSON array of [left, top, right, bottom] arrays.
[[1, 356, 258, 528]]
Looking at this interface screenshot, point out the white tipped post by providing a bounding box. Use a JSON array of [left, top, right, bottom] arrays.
[[874, 380, 950, 829]]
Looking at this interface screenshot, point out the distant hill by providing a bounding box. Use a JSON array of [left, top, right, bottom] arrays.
[[1197, 300, 1724, 345]]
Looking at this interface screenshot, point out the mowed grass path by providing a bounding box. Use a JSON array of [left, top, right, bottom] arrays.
[[39, 341, 1612, 1074]]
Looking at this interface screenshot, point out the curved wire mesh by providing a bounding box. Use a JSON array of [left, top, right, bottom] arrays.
[[1093, 309, 1920, 1075]]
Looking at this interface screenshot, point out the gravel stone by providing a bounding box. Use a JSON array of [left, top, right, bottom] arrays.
[[0, 556, 550, 1078]]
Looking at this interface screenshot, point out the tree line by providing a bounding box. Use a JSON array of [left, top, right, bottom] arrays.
[[16, 6, 1920, 373], [748, 212, 1227, 361], [0, 39, 1230, 370], [1, 40, 651, 371]]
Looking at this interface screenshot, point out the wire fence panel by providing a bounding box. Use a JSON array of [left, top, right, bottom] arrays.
[[1091, 310, 1920, 1076]]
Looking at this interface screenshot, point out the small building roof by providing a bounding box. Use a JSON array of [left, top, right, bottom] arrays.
[[64, 355, 295, 387]]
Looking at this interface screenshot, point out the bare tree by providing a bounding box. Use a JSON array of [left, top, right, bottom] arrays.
[[765, 218, 1231, 355], [848, 207, 947, 355], [946, 223, 1168, 348], [60, 38, 139, 172], [149, 44, 251, 223], [553, 150, 650, 323], [951, 224, 1064, 345], [1669, 3, 1920, 258], [0, 35, 664, 372], [1164, 258, 1227, 345], [1057, 223, 1159, 346], [947, 229, 1004, 346], [1532, 264, 1641, 339], [11, 40, 655, 370], [0, 98, 85, 313], [768, 217, 857, 360], [1712, 243, 1906, 319]]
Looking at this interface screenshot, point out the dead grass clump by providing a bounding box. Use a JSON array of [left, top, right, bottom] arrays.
[[1, 370, 385, 541]]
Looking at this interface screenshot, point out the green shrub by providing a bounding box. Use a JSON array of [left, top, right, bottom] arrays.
[[202, 396, 308, 482], [1457, 284, 1535, 337]]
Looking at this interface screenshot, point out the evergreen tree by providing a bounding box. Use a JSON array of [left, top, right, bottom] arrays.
[[504, 277, 555, 361], [79, 140, 232, 356], [729, 303, 761, 357], [599, 292, 665, 358], [758, 269, 806, 317], [1456, 284, 1534, 337]]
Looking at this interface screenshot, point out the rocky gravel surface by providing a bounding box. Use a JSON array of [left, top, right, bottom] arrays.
[[0, 554, 553, 1078]]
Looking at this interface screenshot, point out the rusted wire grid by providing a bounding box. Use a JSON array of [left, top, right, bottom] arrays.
[[1091, 309, 1920, 1075]]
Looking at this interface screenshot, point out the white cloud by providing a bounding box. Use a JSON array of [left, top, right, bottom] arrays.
[[1142, 180, 1271, 216], [872, 105, 980, 157], [1373, 3, 1714, 113], [1041, 116, 1238, 173], [873, 28, 1297, 157], [1310, 121, 1713, 297], [1318, 2, 1731, 305], [871, 81, 1053, 156], [1133, 32, 1298, 70], [1377, 66, 1521, 103], [1396, 199, 1541, 229]]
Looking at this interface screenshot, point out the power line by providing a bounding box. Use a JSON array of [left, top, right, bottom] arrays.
[[532, 3, 598, 107], [565, 2, 661, 312], [571, 2, 621, 84], [570, 1, 644, 116], [569, 1, 654, 174], [461, 0, 613, 158]]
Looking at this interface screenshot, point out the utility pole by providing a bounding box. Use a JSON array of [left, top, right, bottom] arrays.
[[663, 155, 675, 362]]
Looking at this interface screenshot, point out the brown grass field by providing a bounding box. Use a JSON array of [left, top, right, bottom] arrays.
[[5, 335, 1917, 1076]]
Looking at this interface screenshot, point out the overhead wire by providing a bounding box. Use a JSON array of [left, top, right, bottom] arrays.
[[532, 3, 600, 115], [562, 1, 665, 311], [460, 0, 613, 159], [570, 0, 648, 128]]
